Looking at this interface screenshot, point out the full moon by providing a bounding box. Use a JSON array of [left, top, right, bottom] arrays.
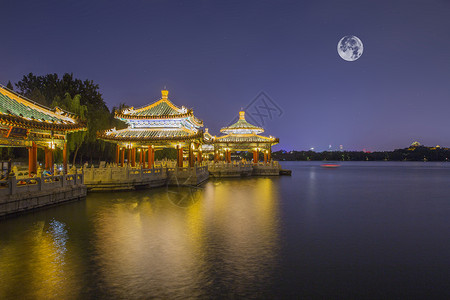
[[337, 35, 363, 61]]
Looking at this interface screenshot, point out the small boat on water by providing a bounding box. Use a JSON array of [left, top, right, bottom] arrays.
[[279, 169, 292, 176], [321, 163, 341, 168]]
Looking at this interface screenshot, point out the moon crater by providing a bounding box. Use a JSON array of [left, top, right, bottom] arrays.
[[337, 35, 363, 61]]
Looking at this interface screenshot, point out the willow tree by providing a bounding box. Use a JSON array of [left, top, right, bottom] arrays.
[[52, 93, 87, 166], [16, 73, 116, 163]]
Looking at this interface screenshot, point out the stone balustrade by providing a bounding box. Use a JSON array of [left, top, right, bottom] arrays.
[[0, 172, 86, 217], [83, 163, 209, 190], [167, 165, 209, 185], [0, 172, 84, 197], [207, 161, 280, 177], [252, 161, 281, 176], [84, 164, 165, 183]]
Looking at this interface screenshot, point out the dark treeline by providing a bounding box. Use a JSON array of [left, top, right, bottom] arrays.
[[273, 146, 450, 162], [2, 73, 127, 165]]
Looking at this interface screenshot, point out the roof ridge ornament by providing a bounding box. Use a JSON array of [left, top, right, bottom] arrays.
[[161, 89, 169, 99], [239, 111, 245, 120]]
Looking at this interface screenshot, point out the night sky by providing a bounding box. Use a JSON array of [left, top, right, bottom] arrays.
[[1, 0, 450, 151]]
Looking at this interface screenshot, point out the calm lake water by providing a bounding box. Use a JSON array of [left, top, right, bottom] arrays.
[[1, 161, 450, 299]]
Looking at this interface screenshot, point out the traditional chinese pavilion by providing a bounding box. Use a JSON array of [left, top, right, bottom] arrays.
[[98, 89, 205, 168], [0, 85, 86, 174], [214, 111, 279, 163]]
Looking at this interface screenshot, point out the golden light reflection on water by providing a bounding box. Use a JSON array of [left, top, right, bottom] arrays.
[[0, 177, 281, 298], [0, 219, 77, 299], [90, 178, 281, 297]]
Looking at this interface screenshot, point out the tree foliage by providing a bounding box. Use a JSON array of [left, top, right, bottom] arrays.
[[6, 81, 14, 90], [52, 93, 88, 165], [272, 146, 450, 162], [15, 73, 124, 165]]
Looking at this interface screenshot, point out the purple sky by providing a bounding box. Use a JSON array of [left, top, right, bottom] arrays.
[[1, 0, 450, 151]]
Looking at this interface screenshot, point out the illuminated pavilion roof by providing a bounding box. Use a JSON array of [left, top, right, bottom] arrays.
[[215, 134, 277, 143], [0, 85, 85, 132], [115, 89, 203, 125], [214, 111, 279, 147], [220, 111, 264, 135], [99, 89, 204, 146], [98, 128, 203, 141]]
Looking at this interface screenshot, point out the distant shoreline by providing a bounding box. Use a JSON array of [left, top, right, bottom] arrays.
[[272, 146, 450, 162]]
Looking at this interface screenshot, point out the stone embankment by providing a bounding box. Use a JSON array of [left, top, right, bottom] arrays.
[[0, 172, 86, 217]]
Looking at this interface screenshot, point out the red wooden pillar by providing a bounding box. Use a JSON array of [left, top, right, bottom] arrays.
[[188, 144, 194, 167], [115, 144, 120, 165], [44, 148, 49, 170], [32, 143, 37, 174], [44, 148, 48, 170], [28, 142, 38, 175], [28, 146, 33, 174], [139, 149, 143, 166], [253, 150, 258, 164], [127, 148, 132, 166], [45, 147, 54, 173], [131, 148, 136, 167], [143, 149, 146, 169], [152, 148, 155, 167], [226, 150, 231, 163], [214, 150, 219, 162], [148, 146, 154, 168], [264, 151, 268, 164], [268, 148, 272, 162], [121, 147, 125, 167], [177, 146, 183, 168], [63, 142, 68, 174], [197, 151, 202, 163]]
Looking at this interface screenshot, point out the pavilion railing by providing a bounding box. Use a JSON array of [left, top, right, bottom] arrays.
[[166, 165, 208, 175], [83, 164, 167, 183], [0, 172, 84, 197], [253, 161, 280, 168], [207, 161, 253, 171]]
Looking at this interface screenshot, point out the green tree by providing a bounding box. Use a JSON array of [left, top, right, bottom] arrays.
[[52, 93, 88, 165], [15, 73, 118, 165], [6, 81, 13, 90]]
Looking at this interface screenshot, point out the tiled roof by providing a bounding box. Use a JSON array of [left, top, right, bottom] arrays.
[[220, 111, 263, 134], [215, 134, 278, 144], [130, 99, 183, 116], [0, 86, 85, 131], [121, 99, 184, 117], [115, 90, 204, 127], [98, 128, 203, 141]]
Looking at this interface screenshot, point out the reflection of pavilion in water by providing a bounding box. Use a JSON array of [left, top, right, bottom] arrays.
[[88, 178, 281, 298], [0, 219, 77, 299]]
